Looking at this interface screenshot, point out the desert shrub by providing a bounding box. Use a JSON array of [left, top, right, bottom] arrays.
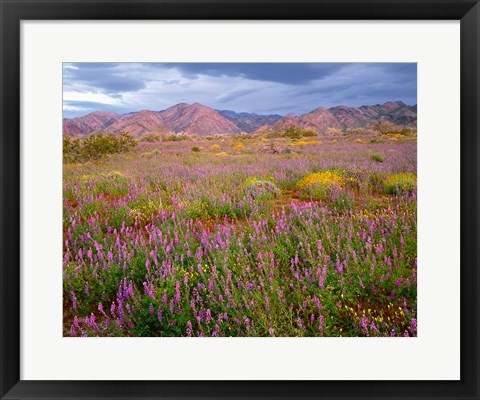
[[371, 154, 384, 163], [283, 127, 302, 139], [330, 168, 361, 191], [369, 138, 384, 144], [279, 126, 317, 139], [163, 134, 189, 142], [400, 128, 415, 135], [63, 131, 136, 163], [139, 133, 162, 142], [297, 171, 343, 190], [384, 173, 417, 195], [191, 146, 201, 152], [63, 135, 83, 163], [302, 130, 318, 137], [375, 120, 403, 135], [233, 143, 246, 150], [244, 180, 280, 199], [368, 172, 387, 193], [211, 144, 220, 150], [297, 171, 343, 200], [237, 133, 253, 139]]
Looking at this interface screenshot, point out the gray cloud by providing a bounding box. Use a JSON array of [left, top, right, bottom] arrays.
[[63, 63, 417, 118], [63, 64, 146, 94], [155, 63, 345, 85], [216, 88, 258, 104]]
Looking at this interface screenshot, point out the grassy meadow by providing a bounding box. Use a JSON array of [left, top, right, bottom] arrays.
[[63, 134, 417, 337]]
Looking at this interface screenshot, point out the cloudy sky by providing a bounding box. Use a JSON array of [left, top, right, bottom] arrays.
[[63, 63, 416, 118]]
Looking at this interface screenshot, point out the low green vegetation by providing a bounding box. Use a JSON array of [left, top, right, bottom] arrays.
[[63, 131, 136, 163]]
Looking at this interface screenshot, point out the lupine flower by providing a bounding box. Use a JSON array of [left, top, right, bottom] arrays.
[[361, 316, 368, 335], [318, 316, 325, 333], [70, 291, 77, 311], [358, 278, 365, 289], [186, 320, 193, 337], [411, 318, 417, 334]]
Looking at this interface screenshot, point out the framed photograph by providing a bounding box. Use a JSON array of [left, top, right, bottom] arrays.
[[1, 0, 479, 399]]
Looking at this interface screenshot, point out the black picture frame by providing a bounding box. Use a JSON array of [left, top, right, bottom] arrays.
[[1, 1, 479, 399]]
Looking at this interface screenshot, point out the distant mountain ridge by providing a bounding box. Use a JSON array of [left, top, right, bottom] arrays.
[[217, 110, 283, 132], [63, 101, 417, 137], [264, 101, 417, 135]]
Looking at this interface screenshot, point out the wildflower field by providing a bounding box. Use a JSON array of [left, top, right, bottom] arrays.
[[63, 134, 417, 337]]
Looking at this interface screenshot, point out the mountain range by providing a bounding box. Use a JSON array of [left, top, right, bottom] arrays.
[[63, 101, 417, 137]]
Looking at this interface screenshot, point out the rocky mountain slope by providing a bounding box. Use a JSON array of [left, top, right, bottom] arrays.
[[100, 110, 167, 137], [63, 111, 121, 137], [328, 101, 417, 130], [63, 101, 417, 137], [268, 107, 343, 134], [158, 103, 241, 136]]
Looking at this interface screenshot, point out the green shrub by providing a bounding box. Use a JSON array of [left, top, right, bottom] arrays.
[[280, 126, 318, 139], [400, 128, 415, 135], [384, 173, 417, 195], [328, 168, 361, 191], [191, 146, 201, 152], [368, 172, 386, 193], [302, 130, 317, 137], [163, 134, 189, 142], [63, 131, 136, 163], [283, 127, 302, 139], [297, 171, 343, 201], [371, 154, 383, 163], [138, 133, 162, 142], [63, 135, 83, 163], [375, 120, 402, 134]]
